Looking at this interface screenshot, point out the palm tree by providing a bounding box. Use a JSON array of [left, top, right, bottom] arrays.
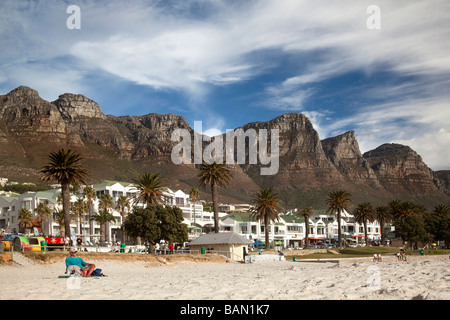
[[92, 211, 116, 243], [250, 188, 283, 250], [434, 204, 450, 216], [326, 190, 352, 249], [93, 193, 115, 242], [132, 172, 167, 206], [40, 149, 89, 241], [376, 205, 392, 246], [73, 198, 88, 236], [198, 161, 232, 233], [18, 208, 33, 234], [83, 186, 97, 236], [35, 202, 52, 235], [353, 202, 375, 246], [298, 207, 315, 248], [392, 200, 417, 222], [116, 195, 130, 243], [189, 186, 199, 225]]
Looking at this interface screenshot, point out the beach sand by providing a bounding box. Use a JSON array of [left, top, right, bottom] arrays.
[[0, 254, 448, 300]]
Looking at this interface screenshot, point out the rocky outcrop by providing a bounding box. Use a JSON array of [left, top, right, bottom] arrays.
[[321, 131, 378, 184], [53, 93, 106, 120], [239, 113, 343, 190], [0, 86, 67, 143], [362, 144, 440, 196], [110, 113, 192, 159], [434, 170, 450, 196]]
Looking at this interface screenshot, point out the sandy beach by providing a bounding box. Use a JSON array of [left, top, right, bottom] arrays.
[[0, 254, 449, 300]]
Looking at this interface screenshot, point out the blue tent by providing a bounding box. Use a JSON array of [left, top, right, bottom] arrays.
[[250, 241, 264, 246]]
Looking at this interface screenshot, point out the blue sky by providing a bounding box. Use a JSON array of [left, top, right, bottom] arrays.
[[1, 0, 449, 170]]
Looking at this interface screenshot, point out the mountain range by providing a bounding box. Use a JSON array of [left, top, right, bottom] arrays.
[[0, 86, 449, 209]]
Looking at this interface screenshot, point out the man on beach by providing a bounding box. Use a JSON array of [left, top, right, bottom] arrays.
[[65, 247, 96, 277]]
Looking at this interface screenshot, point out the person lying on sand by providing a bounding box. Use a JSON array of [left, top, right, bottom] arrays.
[[65, 247, 96, 277]]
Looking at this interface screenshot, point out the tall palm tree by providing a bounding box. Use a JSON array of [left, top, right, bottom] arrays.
[[132, 172, 167, 206], [326, 190, 352, 249], [387, 199, 402, 220], [376, 205, 392, 246], [92, 210, 116, 243], [35, 202, 52, 235], [189, 186, 199, 225], [116, 195, 130, 243], [73, 198, 88, 236], [353, 202, 375, 246], [83, 186, 97, 236], [250, 188, 283, 250], [40, 149, 89, 241], [18, 208, 33, 234], [298, 207, 315, 248], [198, 161, 232, 233], [93, 193, 115, 242]]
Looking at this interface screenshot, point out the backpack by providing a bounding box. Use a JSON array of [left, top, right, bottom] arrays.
[[91, 268, 104, 277]]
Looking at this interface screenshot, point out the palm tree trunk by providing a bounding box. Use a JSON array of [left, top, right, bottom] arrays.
[[305, 218, 309, 248], [212, 182, 219, 233], [364, 221, 368, 246], [122, 214, 126, 243], [88, 202, 92, 238], [100, 223, 106, 242], [265, 216, 270, 250], [62, 183, 72, 245], [337, 210, 342, 249]]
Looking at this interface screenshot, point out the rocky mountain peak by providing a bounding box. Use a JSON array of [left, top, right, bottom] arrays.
[[53, 93, 106, 120], [321, 130, 362, 165], [1, 86, 45, 108]]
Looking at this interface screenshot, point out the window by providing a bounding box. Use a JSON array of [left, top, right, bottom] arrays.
[[175, 197, 185, 206], [241, 226, 248, 234], [22, 201, 32, 210], [251, 225, 257, 234], [287, 226, 300, 232]]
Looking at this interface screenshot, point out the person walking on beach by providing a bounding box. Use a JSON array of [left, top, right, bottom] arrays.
[[65, 248, 96, 277]]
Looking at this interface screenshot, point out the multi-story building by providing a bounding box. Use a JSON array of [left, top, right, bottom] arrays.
[[1, 180, 382, 247], [219, 210, 382, 248]]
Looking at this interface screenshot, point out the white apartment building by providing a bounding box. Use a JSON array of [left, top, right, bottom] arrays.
[[1, 180, 382, 247], [0, 180, 222, 243], [219, 210, 382, 248]]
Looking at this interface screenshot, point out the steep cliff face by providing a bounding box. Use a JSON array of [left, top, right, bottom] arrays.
[[110, 113, 192, 160], [435, 170, 450, 196], [0, 86, 67, 143], [239, 113, 343, 190], [321, 131, 379, 184], [362, 144, 440, 196]]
